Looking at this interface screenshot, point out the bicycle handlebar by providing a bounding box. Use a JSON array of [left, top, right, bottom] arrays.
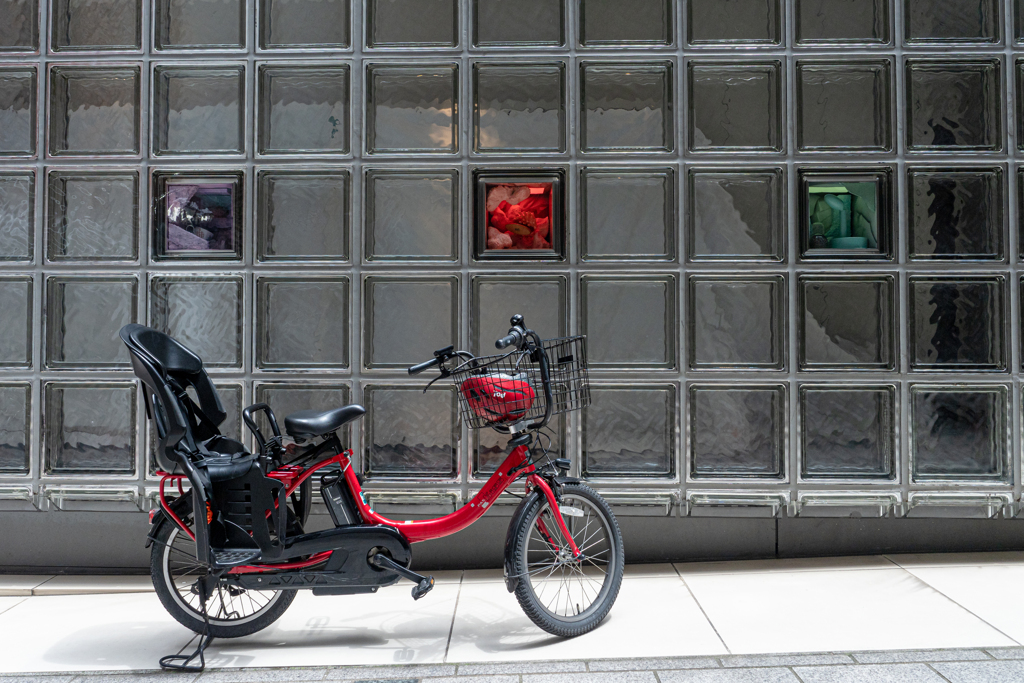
[[495, 330, 521, 350], [408, 356, 442, 375]]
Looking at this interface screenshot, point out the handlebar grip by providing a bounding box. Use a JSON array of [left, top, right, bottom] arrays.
[[408, 356, 442, 375], [496, 332, 519, 350]]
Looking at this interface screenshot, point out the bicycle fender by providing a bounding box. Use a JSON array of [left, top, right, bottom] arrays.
[[503, 489, 542, 593], [553, 476, 581, 486]]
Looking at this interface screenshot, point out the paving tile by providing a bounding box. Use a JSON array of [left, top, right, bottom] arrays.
[[71, 673, 199, 683], [658, 668, 799, 682], [673, 556, 893, 577], [886, 552, 1024, 568], [198, 667, 327, 681], [793, 663, 946, 683], [33, 576, 154, 596], [932, 660, 1024, 682], [0, 596, 27, 616], [0, 576, 54, 596], [0, 677, 76, 683], [325, 666, 456, 680], [720, 654, 852, 667], [460, 569, 505, 584], [985, 647, 1024, 659], [587, 657, 721, 672], [524, 673, 657, 683], [623, 564, 679, 578], [851, 649, 990, 663], [421, 677, 518, 683], [456, 660, 585, 674]]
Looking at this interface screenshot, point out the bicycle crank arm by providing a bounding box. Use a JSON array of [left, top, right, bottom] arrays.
[[370, 553, 435, 600]]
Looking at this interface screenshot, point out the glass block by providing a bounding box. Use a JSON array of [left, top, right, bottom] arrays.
[[473, 0, 564, 46], [473, 63, 565, 153], [364, 385, 457, 478], [256, 277, 349, 369], [475, 414, 564, 475], [800, 386, 895, 480], [150, 381, 241, 474], [909, 277, 1005, 371], [911, 385, 1008, 481], [689, 384, 785, 479], [0, 172, 34, 261], [470, 275, 566, 355], [45, 276, 136, 369], [257, 170, 349, 261], [152, 170, 243, 260], [580, 62, 673, 153], [581, 168, 675, 261], [689, 276, 785, 370], [46, 171, 138, 261], [795, 0, 889, 44], [580, 276, 676, 369], [48, 66, 138, 156], [155, 0, 245, 49], [906, 60, 1001, 151], [51, 0, 141, 51], [149, 276, 243, 368], [579, 0, 671, 46], [0, 0, 38, 51], [0, 68, 36, 156], [908, 167, 1004, 260], [44, 382, 136, 474], [0, 277, 32, 367], [582, 385, 675, 477], [475, 170, 564, 260], [153, 66, 245, 155], [367, 0, 457, 47], [688, 169, 782, 262], [905, 0, 998, 44], [0, 384, 30, 473], [366, 64, 457, 154], [255, 383, 351, 447], [260, 0, 350, 49], [688, 62, 782, 153], [364, 276, 458, 369], [796, 61, 891, 151], [365, 170, 457, 261], [688, 0, 781, 45], [800, 169, 892, 259], [799, 276, 895, 371], [258, 65, 349, 154]]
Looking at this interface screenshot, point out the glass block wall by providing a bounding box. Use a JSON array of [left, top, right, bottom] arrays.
[[1, 0, 1022, 529]]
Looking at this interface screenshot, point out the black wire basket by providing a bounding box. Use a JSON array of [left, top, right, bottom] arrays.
[[451, 336, 591, 430]]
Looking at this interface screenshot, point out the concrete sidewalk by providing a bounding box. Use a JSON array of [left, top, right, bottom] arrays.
[[3, 552, 1024, 678]]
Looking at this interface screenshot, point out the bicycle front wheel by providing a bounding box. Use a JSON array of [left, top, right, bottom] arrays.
[[508, 483, 624, 637]]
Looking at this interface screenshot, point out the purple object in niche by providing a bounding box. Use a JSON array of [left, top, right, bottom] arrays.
[[165, 182, 235, 252]]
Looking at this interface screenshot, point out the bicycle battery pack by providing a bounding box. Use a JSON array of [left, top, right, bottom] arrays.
[[321, 476, 359, 527]]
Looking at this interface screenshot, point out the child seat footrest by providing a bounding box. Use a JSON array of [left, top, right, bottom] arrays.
[[211, 548, 261, 567]]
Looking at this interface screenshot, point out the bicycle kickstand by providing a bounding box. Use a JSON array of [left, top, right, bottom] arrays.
[[370, 554, 435, 600]]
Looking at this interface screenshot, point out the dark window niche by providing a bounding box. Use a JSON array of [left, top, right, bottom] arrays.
[[152, 170, 243, 261], [474, 170, 565, 261], [800, 169, 892, 260]]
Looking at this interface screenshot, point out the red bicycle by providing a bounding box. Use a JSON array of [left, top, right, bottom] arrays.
[[120, 314, 623, 669]]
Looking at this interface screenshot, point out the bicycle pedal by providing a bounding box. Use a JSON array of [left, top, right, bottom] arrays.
[[412, 576, 434, 600]]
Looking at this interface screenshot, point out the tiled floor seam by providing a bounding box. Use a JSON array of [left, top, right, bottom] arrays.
[[28, 577, 56, 595], [671, 565, 732, 656], [441, 572, 463, 664], [925, 662, 956, 683]]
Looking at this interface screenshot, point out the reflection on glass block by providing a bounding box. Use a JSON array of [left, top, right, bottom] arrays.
[[49, 66, 139, 155], [152, 170, 243, 260], [368, 0, 457, 46], [689, 62, 781, 152], [0, 383, 29, 473], [581, 168, 674, 260], [475, 414, 564, 475], [258, 65, 349, 154], [796, 0, 889, 44], [47, 172, 138, 261], [801, 386, 895, 479], [0, 68, 35, 155], [150, 276, 243, 368], [150, 382, 241, 474], [906, 60, 1001, 151], [580, 62, 672, 152], [582, 385, 674, 477], [471, 275, 566, 354], [364, 385, 457, 477], [0, 172, 33, 260], [689, 276, 785, 370], [153, 66, 245, 155], [912, 386, 1007, 480], [800, 276, 895, 370], [257, 171, 349, 261], [797, 61, 891, 151], [365, 171, 457, 261], [688, 169, 782, 261], [364, 277, 457, 368], [255, 383, 351, 447], [908, 168, 1003, 260], [910, 277, 1005, 371], [260, 0, 350, 49], [905, 0, 998, 43], [45, 277, 136, 369], [690, 384, 785, 478], [256, 277, 349, 369], [51, 0, 141, 51], [688, 0, 780, 45], [474, 0, 563, 46], [155, 0, 245, 49], [473, 63, 564, 153], [44, 382, 136, 474], [580, 0, 671, 45], [0, 0, 38, 51], [0, 277, 32, 367], [581, 276, 675, 368], [367, 64, 457, 153], [801, 170, 890, 258]]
